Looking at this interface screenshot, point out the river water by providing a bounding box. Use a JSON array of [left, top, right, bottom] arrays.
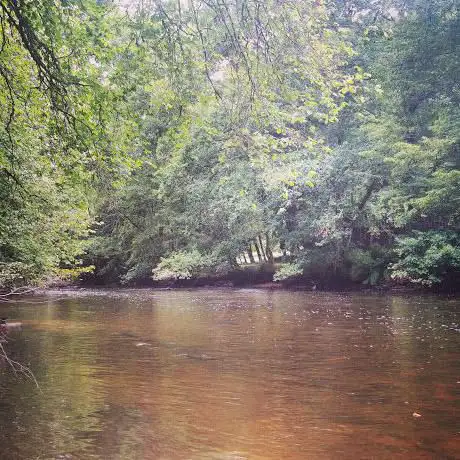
[[0, 289, 459, 459]]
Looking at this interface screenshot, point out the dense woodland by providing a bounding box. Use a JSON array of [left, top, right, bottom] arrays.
[[0, 0, 459, 291]]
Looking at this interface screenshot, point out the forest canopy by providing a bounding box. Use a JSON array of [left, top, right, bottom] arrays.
[[1, 0, 459, 290]]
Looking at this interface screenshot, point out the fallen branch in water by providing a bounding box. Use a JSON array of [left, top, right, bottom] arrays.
[[0, 286, 37, 302], [0, 331, 39, 388]]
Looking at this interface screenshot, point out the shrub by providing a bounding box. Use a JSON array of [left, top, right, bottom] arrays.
[[390, 231, 460, 286], [273, 263, 303, 282], [346, 246, 389, 285], [0, 262, 38, 289], [152, 250, 218, 281]]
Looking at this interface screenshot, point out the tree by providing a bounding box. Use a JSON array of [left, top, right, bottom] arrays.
[[0, 1, 131, 288], [88, 0, 357, 283]]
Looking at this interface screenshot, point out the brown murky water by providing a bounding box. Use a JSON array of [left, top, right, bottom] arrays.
[[0, 289, 459, 459]]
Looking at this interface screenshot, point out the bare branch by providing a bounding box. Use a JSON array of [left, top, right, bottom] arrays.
[[0, 286, 38, 300], [0, 332, 39, 388]]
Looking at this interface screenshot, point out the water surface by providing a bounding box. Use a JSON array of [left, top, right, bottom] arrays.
[[0, 289, 459, 459]]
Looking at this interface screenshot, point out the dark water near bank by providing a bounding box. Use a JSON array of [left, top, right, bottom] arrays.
[[0, 290, 459, 460]]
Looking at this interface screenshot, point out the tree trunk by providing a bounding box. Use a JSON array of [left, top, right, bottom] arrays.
[[265, 232, 274, 264], [242, 253, 248, 264], [247, 244, 255, 264], [258, 234, 267, 262], [253, 239, 263, 263], [279, 239, 287, 258]]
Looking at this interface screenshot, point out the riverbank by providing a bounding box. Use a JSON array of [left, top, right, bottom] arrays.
[[32, 283, 456, 301], [5, 263, 456, 300], [77, 262, 456, 293]]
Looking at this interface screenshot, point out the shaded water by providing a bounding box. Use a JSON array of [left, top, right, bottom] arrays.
[[0, 289, 459, 459]]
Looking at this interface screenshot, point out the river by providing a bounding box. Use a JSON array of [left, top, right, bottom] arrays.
[[0, 289, 459, 459]]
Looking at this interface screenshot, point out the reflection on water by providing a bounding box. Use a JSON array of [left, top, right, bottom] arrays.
[[0, 290, 459, 459]]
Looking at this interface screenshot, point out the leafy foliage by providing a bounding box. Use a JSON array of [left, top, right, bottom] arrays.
[[1, 0, 459, 290], [391, 231, 460, 286], [273, 264, 303, 282], [152, 250, 222, 281]]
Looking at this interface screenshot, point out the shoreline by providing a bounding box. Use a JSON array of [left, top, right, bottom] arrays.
[[32, 283, 457, 299]]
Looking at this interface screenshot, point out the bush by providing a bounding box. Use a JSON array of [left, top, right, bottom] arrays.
[[390, 231, 460, 286], [346, 246, 389, 285], [0, 262, 38, 289], [273, 263, 303, 282], [152, 250, 219, 281]]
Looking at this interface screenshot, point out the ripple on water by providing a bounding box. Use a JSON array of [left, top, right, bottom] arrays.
[[0, 290, 459, 460]]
